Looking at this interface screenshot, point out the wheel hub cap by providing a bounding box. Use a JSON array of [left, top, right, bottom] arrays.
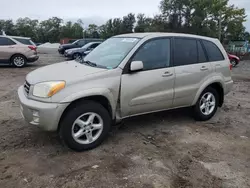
[[199, 92, 216, 116], [72, 112, 104, 144]]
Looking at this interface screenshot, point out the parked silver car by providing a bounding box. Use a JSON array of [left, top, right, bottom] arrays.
[[18, 33, 233, 151]]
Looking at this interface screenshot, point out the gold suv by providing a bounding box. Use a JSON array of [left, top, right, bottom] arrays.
[[0, 35, 39, 67]]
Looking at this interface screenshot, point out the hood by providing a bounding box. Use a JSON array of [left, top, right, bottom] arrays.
[[26, 61, 108, 85]]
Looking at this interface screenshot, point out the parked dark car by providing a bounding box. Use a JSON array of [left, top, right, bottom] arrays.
[[64, 42, 102, 60], [58, 38, 103, 54]]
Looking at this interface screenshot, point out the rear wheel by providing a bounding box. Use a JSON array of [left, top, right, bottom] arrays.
[[193, 87, 219, 121], [59, 101, 111, 151], [11, 55, 27, 68]]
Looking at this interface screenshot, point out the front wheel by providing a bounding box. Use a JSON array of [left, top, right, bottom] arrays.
[[73, 53, 82, 62], [193, 87, 219, 121], [59, 101, 111, 151]]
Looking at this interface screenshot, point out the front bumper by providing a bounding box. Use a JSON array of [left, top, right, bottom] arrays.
[[58, 48, 65, 54], [64, 52, 73, 59], [18, 86, 68, 131]]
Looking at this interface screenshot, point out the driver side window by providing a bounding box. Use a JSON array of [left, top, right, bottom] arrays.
[[132, 38, 171, 71]]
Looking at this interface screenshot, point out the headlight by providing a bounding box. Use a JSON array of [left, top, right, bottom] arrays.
[[33, 81, 65, 98]]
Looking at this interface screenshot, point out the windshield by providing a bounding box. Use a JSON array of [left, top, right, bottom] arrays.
[[72, 40, 79, 44], [81, 42, 93, 49], [84, 37, 140, 69]]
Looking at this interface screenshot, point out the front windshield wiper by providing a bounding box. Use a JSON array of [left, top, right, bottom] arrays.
[[81, 60, 97, 67], [80, 59, 109, 69]]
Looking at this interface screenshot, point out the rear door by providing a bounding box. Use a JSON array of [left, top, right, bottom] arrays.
[[0, 37, 17, 62], [173, 37, 212, 107], [120, 38, 175, 117]]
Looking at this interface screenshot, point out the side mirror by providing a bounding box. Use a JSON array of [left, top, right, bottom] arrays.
[[130, 61, 143, 72]]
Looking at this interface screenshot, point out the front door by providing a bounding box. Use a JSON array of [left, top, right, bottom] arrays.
[[120, 38, 175, 117]]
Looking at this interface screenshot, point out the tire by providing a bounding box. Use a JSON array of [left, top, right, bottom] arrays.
[[230, 59, 237, 67], [59, 100, 111, 151], [11, 54, 27, 68], [193, 87, 219, 121], [73, 53, 82, 62]]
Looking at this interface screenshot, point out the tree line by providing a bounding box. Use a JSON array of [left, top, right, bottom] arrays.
[[0, 0, 249, 43]]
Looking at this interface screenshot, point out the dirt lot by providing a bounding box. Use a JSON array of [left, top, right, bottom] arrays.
[[0, 52, 249, 188]]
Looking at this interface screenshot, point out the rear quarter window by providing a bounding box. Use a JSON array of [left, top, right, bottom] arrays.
[[13, 38, 34, 45], [202, 40, 224, 62]]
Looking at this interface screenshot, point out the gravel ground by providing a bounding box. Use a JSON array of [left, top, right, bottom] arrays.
[[0, 52, 249, 188]]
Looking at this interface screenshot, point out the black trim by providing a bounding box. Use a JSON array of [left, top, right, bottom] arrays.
[[122, 37, 173, 74], [198, 39, 209, 62]]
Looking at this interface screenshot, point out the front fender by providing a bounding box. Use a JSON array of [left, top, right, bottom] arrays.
[[60, 88, 116, 118], [192, 76, 224, 106]]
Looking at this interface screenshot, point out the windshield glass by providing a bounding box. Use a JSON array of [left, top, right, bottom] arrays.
[[81, 43, 93, 49], [72, 40, 79, 44], [84, 37, 140, 69]]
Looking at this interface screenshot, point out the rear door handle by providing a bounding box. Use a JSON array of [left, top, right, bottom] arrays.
[[200, 66, 208, 71], [162, 71, 173, 77]]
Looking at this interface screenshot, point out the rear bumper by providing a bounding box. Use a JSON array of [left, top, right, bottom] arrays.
[[27, 55, 39, 62], [224, 80, 234, 95]]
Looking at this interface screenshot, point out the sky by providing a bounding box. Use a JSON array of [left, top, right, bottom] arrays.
[[1, 0, 249, 30]]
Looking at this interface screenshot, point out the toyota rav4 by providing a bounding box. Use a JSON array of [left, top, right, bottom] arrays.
[[18, 33, 233, 151]]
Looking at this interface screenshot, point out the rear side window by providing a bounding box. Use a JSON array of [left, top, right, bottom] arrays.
[[202, 40, 224, 61], [0, 37, 16, 46], [197, 40, 207, 63], [13, 38, 34, 45], [173, 38, 198, 66]]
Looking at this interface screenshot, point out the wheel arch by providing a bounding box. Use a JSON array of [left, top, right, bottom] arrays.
[[192, 81, 224, 107], [58, 93, 115, 132], [10, 53, 27, 64]]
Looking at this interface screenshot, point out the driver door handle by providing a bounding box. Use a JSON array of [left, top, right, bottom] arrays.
[[162, 71, 173, 77]]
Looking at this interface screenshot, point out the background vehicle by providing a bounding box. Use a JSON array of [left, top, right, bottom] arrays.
[[58, 38, 103, 54], [18, 33, 233, 151], [0, 35, 39, 67], [64, 42, 102, 60], [228, 53, 240, 67]]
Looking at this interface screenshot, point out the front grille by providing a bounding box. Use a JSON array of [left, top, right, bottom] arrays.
[[24, 81, 30, 95]]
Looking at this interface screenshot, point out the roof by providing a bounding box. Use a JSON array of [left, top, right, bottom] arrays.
[[0, 35, 31, 39], [115, 32, 218, 41]]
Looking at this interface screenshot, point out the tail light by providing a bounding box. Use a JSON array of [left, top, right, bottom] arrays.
[[28, 45, 37, 51], [229, 63, 233, 71]]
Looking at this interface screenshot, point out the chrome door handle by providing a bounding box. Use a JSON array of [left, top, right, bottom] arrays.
[[200, 66, 208, 71], [162, 72, 173, 77]]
